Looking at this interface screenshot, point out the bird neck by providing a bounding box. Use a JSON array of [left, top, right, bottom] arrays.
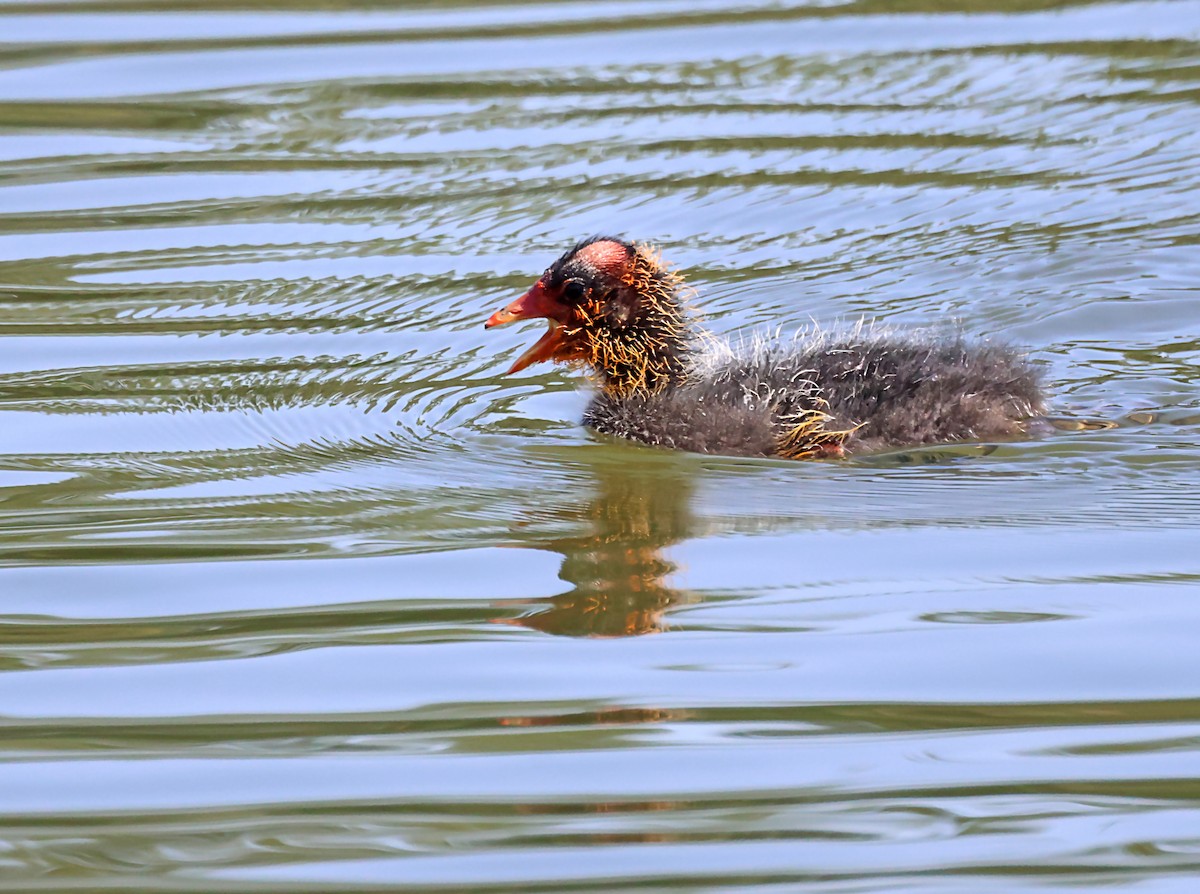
[[586, 248, 693, 399]]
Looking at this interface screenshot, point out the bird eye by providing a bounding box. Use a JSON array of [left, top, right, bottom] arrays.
[[562, 280, 587, 302]]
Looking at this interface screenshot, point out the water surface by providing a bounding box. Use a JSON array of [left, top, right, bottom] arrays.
[[3, 1, 1200, 891]]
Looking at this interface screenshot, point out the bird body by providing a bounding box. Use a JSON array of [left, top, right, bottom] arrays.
[[485, 238, 1044, 459]]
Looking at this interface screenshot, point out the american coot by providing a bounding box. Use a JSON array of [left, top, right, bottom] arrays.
[[485, 237, 1045, 459]]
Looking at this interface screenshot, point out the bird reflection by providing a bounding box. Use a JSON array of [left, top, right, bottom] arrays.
[[510, 452, 696, 637]]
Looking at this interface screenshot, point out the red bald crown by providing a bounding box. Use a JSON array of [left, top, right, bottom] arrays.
[[570, 239, 634, 279]]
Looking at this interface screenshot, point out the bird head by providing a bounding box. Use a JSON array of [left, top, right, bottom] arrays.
[[485, 237, 689, 395]]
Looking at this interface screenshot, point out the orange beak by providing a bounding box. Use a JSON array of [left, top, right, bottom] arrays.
[[484, 282, 568, 374]]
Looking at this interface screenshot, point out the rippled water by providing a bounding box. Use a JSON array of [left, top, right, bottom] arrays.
[[3, 1, 1200, 890]]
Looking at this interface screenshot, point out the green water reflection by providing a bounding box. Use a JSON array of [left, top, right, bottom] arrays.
[[2, 0, 1200, 890]]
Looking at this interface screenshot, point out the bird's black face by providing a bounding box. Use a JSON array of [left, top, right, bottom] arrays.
[[484, 237, 640, 373], [485, 236, 689, 396], [544, 237, 641, 320]]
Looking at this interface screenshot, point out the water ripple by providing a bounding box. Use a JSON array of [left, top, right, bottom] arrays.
[[3, 0, 1200, 891]]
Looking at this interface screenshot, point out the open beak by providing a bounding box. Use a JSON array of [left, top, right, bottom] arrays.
[[484, 282, 566, 374]]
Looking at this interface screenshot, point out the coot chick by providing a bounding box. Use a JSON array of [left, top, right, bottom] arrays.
[[484, 237, 1044, 459]]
